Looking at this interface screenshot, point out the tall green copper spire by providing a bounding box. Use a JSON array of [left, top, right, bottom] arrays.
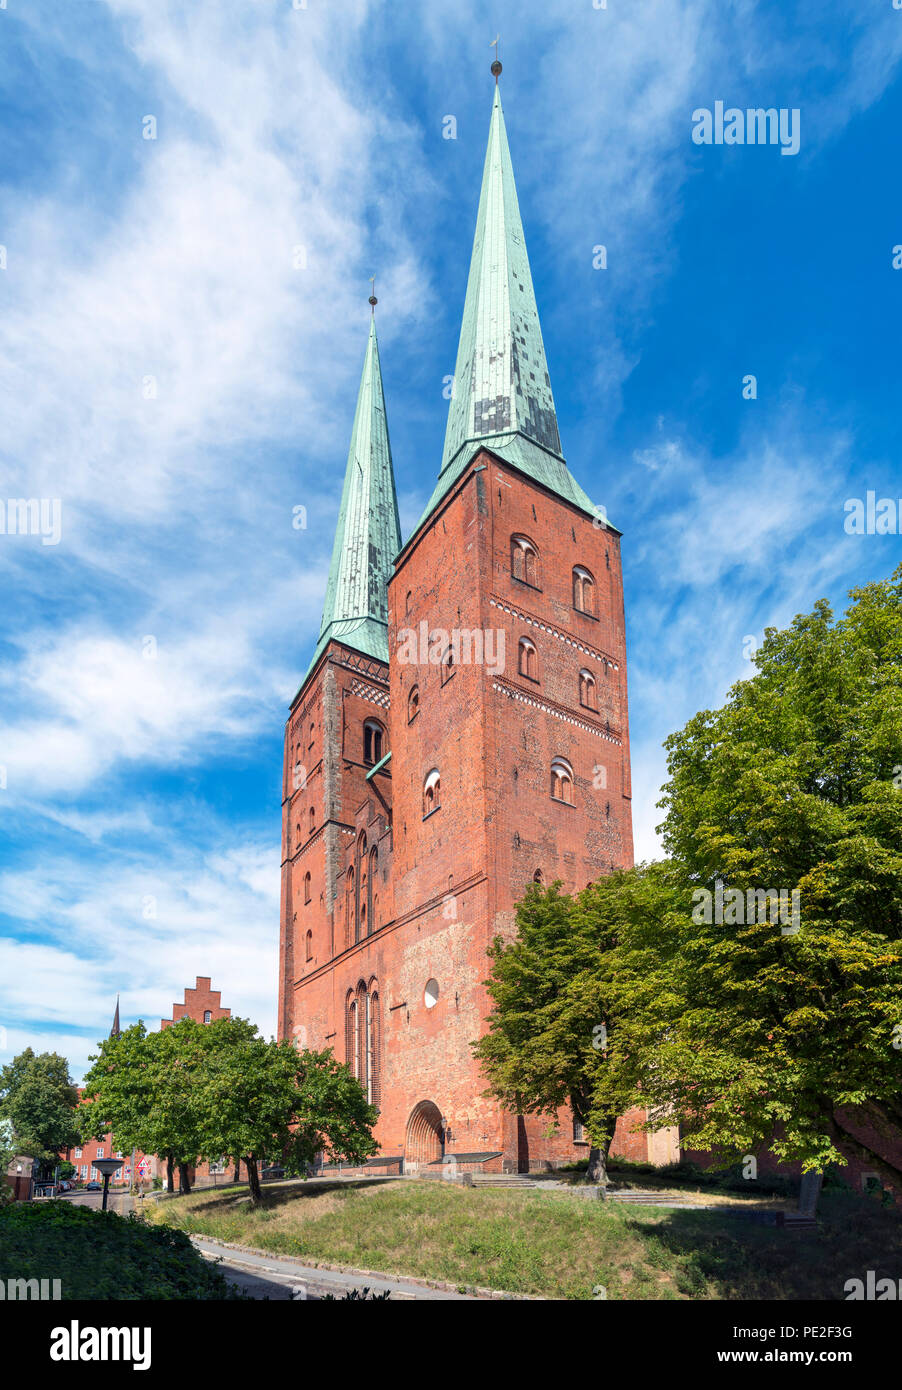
[[418, 80, 597, 528], [307, 313, 401, 677]]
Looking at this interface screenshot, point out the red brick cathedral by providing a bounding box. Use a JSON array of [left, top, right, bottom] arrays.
[[278, 76, 662, 1173]]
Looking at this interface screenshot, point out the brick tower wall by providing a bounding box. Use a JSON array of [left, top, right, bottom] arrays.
[[382, 448, 644, 1171]]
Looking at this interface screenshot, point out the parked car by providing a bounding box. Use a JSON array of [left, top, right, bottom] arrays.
[[261, 1165, 285, 1182], [84, 1181, 102, 1191]]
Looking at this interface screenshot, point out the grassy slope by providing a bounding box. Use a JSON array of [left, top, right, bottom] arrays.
[[148, 1178, 901, 1300]]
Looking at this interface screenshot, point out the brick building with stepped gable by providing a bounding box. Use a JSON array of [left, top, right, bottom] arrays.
[[278, 68, 678, 1174]]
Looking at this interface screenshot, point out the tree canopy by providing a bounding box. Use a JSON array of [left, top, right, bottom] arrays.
[[0, 1049, 80, 1162]]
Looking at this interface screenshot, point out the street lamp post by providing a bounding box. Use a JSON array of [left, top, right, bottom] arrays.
[[93, 1157, 124, 1212]]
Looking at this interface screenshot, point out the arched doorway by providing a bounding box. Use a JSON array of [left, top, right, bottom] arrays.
[[405, 1100, 444, 1172]]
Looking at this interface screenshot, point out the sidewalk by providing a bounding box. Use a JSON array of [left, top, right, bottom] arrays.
[[190, 1234, 500, 1300]]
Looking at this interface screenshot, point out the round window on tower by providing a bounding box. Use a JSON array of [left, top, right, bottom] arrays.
[[424, 978, 439, 1010]]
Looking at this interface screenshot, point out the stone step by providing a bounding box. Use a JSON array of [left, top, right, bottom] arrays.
[[470, 1175, 535, 1188], [607, 1191, 695, 1204], [778, 1213, 817, 1229]]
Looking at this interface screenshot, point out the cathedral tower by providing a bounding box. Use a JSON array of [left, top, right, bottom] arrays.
[[279, 75, 644, 1172], [278, 314, 400, 1057]]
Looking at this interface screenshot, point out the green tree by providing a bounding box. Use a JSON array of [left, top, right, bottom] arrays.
[[0, 1049, 79, 1161], [80, 1024, 154, 1154], [146, 1019, 234, 1194], [201, 1036, 378, 1204], [82, 1017, 259, 1193], [82, 1018, 377, 1204], [473, 882, 640, 1184], [653, 565, 902, 1184]]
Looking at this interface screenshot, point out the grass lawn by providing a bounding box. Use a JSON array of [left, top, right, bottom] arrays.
[[0, 1200, 243, 1300], [147, 1177, 902, 1300]]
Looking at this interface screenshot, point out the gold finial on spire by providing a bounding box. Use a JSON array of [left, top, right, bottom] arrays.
[[368, 274, 377, 313], [490, 34, 502, 82]]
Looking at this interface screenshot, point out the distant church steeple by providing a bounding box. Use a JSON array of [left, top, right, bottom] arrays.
[[418, 68, 597, 529], [110, 996, 121, 1039], [307, 306, 402, 678]]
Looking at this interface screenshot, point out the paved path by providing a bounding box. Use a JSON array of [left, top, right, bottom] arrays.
[[60, 1189, 137, 1215], [191, 1236, 482, 1301]]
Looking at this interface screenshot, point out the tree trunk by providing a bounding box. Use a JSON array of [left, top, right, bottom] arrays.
[[245, 1155, 262, 1206], [584, 1117, 618, 1187], [165, 1153, 174, 1193], [232, 1156, 241, 1183], [798, 1170, 823, 1218], [178, 1162, 192, 1194], [586, 1146, 608, 1185]]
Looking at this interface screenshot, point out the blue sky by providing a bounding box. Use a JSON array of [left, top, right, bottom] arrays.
[[1, 0, 900, 1083]]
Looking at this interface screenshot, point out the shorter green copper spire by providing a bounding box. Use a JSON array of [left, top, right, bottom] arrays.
[[306, 313, 401, 679]]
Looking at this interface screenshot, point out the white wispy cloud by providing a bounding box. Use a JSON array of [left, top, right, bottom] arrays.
[[0, 837, 280, 1081], [624, 412, 866, 860]]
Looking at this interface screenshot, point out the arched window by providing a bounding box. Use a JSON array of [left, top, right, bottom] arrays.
[[369, 990, 380, 1109], [408, 685, 419, 722], [551, 757, 574, 804], [363, 719, 384, 767], [305, 930, 313, 962], [441, 647, 455, 685], [295, 821, 301, 848], [405, 590, 412, 615], [511, 535, 539, 587], [368, 847, 378, 935], [356, 981, 368, 1088], [345, 868, 355, 949], [303, 871, 311, 904], [518, 637, 538, 681], [308, 721, 315, 749], [572, 566, 596, 616], [355, 833, 367, 943], [579, 668, 597, 710], [346, 992, 358, 1076], [309, 806, 315, 834], [346, 981, 379, 1106], [533, 868, 544, 884], [423, 768, 441, 817]]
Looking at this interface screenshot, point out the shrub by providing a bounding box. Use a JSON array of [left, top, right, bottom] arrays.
[[322, 1286, 391, 1300], [0, 1201, 244, 1300]]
